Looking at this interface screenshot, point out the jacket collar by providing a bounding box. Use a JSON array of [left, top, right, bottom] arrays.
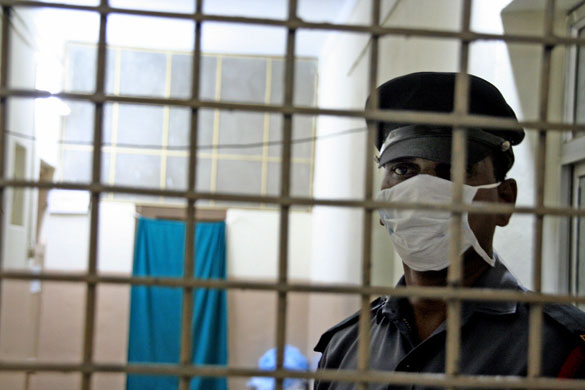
[[380, 256, 520, 322], [465, 255, 521, 315]]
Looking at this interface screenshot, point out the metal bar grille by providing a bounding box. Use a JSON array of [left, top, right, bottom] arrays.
[[445, 1, 473, 385], [0, 0, 583, 389], [176, 1, 203, 389], [274, 1, 297, 390], [1, 361, 585, 389], [527, 0, 557, 380], [356, 1, 380, 389]]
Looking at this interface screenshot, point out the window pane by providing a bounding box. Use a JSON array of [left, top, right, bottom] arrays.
[[269, 114, 316, 160], [117, 104, 164, 147], [63, 101, 95, 144], [61, 150, 109, 183], [220, 57, 266, 103], [114, 154, 160, 188], [168, 108, 214, 149], [170, 55, 217, 100], [218, 111, 264, 156], [165, 156, 211, 193], [266, 162, 311, 198], [119, 50, 167, 97], [270, 59, 318, 106], [216, 160, 261, 195], [64, 44, 115, 94]]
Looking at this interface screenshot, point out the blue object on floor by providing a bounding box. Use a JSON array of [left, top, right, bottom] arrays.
[[127, 218, 227, 390], [247, 345, 309, 390]]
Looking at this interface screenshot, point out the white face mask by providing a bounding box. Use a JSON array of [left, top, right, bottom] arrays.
[[376, 174, 500, 272]]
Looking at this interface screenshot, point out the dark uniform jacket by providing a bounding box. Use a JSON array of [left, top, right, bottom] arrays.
[[314, 260, 585, 390]]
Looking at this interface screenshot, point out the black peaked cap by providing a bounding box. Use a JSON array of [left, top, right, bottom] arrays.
[[370, 72, 525, 170]]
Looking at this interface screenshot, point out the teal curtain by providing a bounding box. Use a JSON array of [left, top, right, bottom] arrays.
[[127, 217, 227, 390]]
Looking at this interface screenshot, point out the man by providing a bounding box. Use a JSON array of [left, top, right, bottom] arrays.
[[313, 72, 585, 389]]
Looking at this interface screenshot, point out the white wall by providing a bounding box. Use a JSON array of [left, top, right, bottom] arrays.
[[42, 201, 135, 273], [2, 9, 39, 270], [500, 6, 574, 292], [43, 202, 313, 280], [226, 208, 312, 280]]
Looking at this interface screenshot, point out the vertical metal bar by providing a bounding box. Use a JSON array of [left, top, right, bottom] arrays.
[[81, 1, 108, 389], [357, 1, 380, 390], [275, 0, 297, 389], [178, 1, 203, 389], [446, 0, 472, 384], [0, 5, 11, 349], [528, 0, 556, 379]]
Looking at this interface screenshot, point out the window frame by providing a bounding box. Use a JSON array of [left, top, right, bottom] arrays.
[[571, 162, 585, 300], [560, 3, 585, 294]]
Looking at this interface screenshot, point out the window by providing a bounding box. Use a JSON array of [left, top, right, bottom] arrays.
[[61, 43, 317, 206]]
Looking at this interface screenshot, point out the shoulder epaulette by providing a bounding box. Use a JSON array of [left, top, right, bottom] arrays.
[[543, 303, 585, 345], [314, 296, 387, 353], [546, 304, 585, 379]]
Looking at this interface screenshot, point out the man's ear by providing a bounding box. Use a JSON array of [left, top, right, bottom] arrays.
[[496, 178, 517, 227]]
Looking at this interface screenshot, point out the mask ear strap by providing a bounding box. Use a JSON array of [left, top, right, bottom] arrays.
[[474, 182, 501, 190], [461, 209, 497, 267]]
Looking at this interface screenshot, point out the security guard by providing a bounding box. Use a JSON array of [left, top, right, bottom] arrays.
[[314, 72, 585, 389]]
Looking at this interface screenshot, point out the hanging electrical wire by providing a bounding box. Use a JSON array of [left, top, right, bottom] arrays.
[[4, 125, 370, 151]]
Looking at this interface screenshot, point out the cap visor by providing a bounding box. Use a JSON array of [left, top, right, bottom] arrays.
[[378, 137, 492, 167]]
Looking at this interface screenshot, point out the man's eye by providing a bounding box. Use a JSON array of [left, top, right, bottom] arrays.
[[390, 164, 415, 176]]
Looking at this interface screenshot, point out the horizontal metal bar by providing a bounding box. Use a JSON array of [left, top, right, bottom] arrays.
[[0, 361, 583, 390], [5, 0, 585, 48], [2, 270, 585, 305], [4, 87, 585, 133], [2, 179, 585, 218]]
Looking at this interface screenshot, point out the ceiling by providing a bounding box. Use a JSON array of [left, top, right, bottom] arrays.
[[503, 0, 584, 12]]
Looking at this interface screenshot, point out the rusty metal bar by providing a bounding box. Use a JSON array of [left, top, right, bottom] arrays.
[[3, 86, 585, 132], [5, 0, 585, 47], [4, 178, 585, 218], [0, 5, 11, 351], [2, 270, 585, 304], [356, 1, 380, 388], [527, 0, 557, 380], [80, 1, 108, 388], [274, 0, 297, 389], [177, 1, 203, 389], [445, 1, 472, 383], [0, 361, 583, 389]]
